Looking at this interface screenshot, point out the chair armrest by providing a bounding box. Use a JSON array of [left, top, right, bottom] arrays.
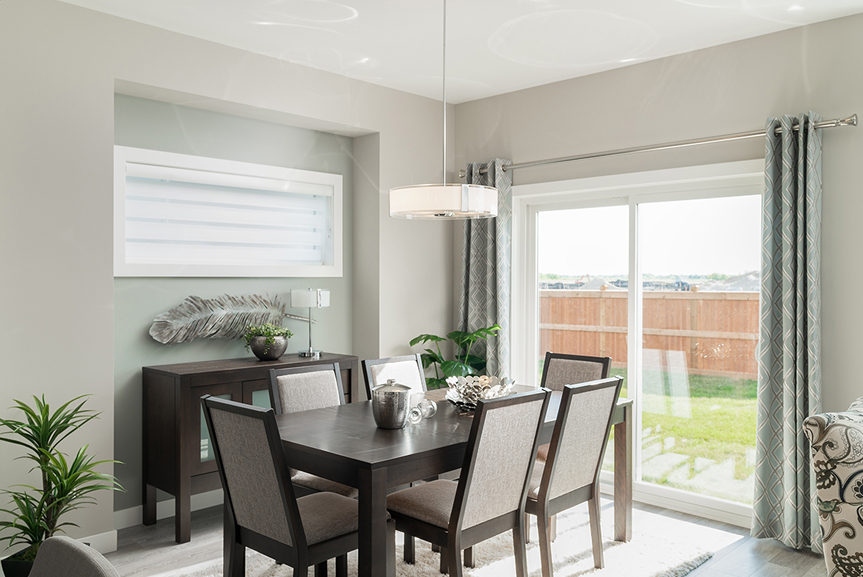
[[804, 407, 863, 503]]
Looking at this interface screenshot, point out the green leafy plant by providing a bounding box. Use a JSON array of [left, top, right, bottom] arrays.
[[242, 323, 294, 355], [0, 396, 122, 561], [410, 324, 501, 389]]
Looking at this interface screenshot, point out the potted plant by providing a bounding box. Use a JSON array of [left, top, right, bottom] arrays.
[[243, 323, 293, 361], [409, 324, 501, 389], [0, 395, 122, 577]]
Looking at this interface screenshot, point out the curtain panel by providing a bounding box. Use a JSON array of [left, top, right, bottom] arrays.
[[458, 158, 513, 378], [751, 112, 823, 552]]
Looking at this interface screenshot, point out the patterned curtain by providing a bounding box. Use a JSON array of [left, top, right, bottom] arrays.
[[752, 112, 823, 552], [458, 158, 512, 378]]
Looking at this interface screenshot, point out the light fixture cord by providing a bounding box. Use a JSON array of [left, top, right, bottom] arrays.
[[442, 0, 447, 185]]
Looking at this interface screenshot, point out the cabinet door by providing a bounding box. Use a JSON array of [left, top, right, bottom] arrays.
[[191, 381, 242, 476], [242, 379, 272, 409]]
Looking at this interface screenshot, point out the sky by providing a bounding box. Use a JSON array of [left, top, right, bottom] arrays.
[[537, 195, 762, 278]]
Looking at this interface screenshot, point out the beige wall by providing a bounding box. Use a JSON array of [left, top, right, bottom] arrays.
[[0, 0, 453, 547], [454, 14, 863, 413]]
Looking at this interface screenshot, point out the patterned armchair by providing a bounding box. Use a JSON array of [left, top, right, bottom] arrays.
[[804, 397, 863, 576]]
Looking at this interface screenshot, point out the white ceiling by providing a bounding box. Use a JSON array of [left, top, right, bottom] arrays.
[[61, 0, 863, 103]]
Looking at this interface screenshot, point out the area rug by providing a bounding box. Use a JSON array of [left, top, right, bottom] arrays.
[[164, 502, 742, 577]]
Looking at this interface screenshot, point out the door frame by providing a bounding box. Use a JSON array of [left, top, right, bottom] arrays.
[[511, 159, 763, 527]]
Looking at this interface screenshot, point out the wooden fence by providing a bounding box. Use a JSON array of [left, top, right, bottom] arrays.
[[540, 289, 759, 379]]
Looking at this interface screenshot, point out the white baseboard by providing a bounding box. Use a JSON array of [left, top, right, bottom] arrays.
[[113, 489, 224, 531], [598, 476, 753, 529], [81, 530, 118, 555]]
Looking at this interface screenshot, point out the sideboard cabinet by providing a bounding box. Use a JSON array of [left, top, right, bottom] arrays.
[[142, 353, 359, 543]]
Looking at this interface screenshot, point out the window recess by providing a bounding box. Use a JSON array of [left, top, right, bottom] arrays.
[[114, 146, 343, 278]]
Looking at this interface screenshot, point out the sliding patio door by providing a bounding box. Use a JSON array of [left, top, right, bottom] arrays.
[[519, 162, 763, 519]]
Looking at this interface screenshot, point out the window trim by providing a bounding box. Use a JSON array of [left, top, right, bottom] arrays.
[[113, 146, 343, 278]]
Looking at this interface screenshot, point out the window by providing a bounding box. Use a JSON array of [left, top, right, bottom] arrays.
[[114, 146, 343, 277], [514, 160, 762, 526]]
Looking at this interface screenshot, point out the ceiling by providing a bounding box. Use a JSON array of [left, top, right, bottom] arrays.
[[61, 0, 863, 103]]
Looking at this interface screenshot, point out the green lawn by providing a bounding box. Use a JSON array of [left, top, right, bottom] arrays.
[[599, 368, 758, 502]]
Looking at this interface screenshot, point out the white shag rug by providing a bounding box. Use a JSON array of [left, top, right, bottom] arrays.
[[162, 502, 742, 577]]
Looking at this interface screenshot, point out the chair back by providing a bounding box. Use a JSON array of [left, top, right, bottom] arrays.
[[362, 354, 426, 399], [29, 536, 120, 577], [452, 389, 549, 531], [201, 396, 303, 548], [268, 363, 344, 415], [541, 352, 611, 392], [542, 377, 623, 502]]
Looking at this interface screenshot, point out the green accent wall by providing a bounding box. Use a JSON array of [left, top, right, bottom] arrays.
[[113, 94, 353, 512]]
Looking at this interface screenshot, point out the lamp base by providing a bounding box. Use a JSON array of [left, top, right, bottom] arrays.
[[298, 350, 322, 359]]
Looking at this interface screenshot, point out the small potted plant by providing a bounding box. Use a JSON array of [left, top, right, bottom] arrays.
[[243, 323, 293, 361], [0, 395, 122, 577]]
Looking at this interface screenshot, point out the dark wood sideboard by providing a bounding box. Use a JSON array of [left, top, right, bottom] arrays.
[[142, 352, 359, 543]]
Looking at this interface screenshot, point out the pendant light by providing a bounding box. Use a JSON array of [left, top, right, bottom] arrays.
[[389, 0, 498, 220]]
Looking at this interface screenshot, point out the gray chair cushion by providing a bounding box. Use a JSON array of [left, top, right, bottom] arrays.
[[292, 471, 359, 498], [297, 492, 359, 545], [29, 536, 119, 577], [387, 480, 457, 529], [527, 459, 545, 500], [536, 443, 550, 462]]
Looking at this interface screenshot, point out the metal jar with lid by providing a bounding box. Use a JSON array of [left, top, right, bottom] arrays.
[[371, 379, 413, 429]]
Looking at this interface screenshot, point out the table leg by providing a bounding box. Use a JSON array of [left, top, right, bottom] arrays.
[[613, 404, 633, 542], [358, 467, 391, 577]]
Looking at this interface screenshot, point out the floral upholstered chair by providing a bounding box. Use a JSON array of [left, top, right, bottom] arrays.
[[804, 397, 863, 576]]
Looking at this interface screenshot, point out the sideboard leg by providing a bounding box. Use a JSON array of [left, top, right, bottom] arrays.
[[176, 484, 191, 543], [143, 483, 157, 526]]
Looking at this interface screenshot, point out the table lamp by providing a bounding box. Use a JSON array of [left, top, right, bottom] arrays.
[[291, 288, 330, 358]]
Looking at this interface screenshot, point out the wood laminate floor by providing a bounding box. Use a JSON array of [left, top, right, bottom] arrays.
[[105, 500, 826, 577]]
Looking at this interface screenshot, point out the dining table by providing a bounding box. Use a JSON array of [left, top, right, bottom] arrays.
[[276, 386, 634, 577]]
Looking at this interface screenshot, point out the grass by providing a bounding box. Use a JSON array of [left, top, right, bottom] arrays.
[[592, 367, 757, 503]]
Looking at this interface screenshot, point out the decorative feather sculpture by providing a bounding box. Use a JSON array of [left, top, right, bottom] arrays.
[[149, 293, 312, 345]]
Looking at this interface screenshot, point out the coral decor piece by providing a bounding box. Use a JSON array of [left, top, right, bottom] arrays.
[[444, 375, 514, 410]]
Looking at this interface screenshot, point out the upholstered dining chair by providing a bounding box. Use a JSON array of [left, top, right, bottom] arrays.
[[268, 364, 358, 498], [29, 536, 120, 577], [362, 353, 427, 400], [525, 376, 623, 576], [527, 352, 612, 541], [386, 389, 550, 577], [540, 352, 612, 392], [202, 396, 388, 577]]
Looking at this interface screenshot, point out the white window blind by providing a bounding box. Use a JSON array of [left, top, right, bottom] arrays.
[[114, 146, 343, 277]]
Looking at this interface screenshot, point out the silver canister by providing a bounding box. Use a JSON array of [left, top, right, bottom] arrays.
[[371, 379, 413, 429]]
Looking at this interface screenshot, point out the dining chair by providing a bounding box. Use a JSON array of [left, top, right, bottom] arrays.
[[527, 352, 612, 541], [525, 376, 623, 576], [202, 395, 390, 577], [29, 536, 120, 577], [386, 389, 550, 577], [362, 353, 426, 400], [540, 352, 612, 393], [268, 364, 358, 498]]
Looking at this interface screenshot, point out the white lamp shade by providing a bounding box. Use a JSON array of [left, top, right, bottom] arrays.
[[389, 183, 498, 220], [291, 288, 330, 308]]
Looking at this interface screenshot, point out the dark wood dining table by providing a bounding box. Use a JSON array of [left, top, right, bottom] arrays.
[[276, 386, 633, 577]]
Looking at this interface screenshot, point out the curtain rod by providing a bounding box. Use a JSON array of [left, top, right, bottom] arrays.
[[459, 114, 857, 177]]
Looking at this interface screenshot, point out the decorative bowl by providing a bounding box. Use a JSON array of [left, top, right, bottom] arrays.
[[444, 375, 514, 410], [248, 336, 289, 361]]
